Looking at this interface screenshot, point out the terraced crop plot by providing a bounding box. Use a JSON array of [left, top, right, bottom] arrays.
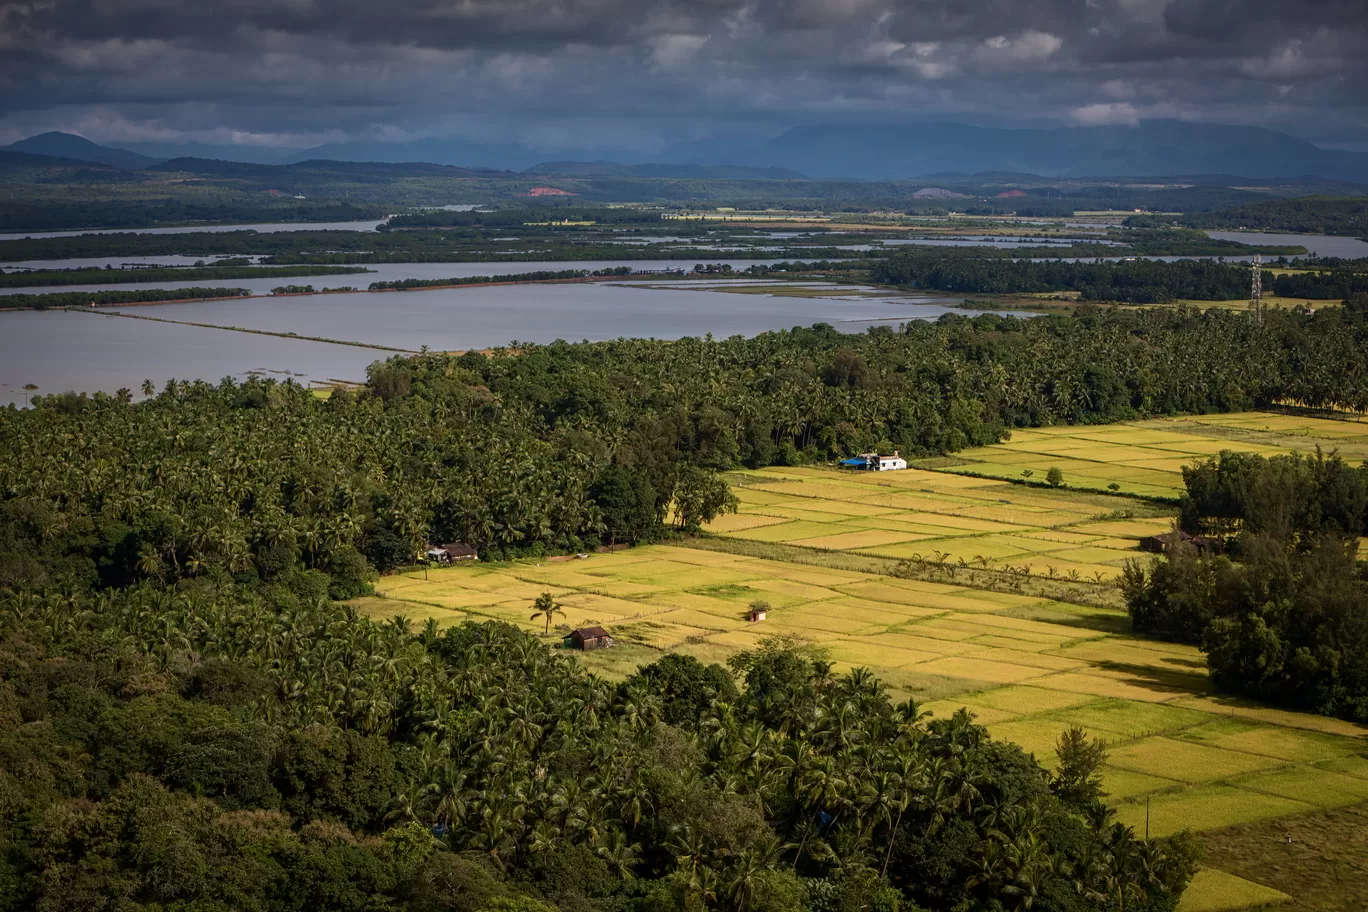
[[710, 464, 1172, 580], [932, 411, 1368, 499]]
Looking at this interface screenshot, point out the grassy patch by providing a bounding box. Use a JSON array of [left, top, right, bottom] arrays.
[[935, 411, 1368, 500], [1114, 784, 1313, 837], [1198, 803, 1368, 912], [359, 451, 1368, 852], [1176, 869, 1290, 912]]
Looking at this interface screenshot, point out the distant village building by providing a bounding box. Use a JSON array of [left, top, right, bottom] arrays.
[[839, 452, 907, 472], [747, 605, 767, 623], [565, 626, 614, 650], [426, 543, 478, 562], [1139, 531, 1192, 553]]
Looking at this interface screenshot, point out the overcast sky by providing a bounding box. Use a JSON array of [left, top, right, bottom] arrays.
[[1, 0, 1365, 151]]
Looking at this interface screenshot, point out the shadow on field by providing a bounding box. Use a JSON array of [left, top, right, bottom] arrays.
[[1200, 803, 1368, 912], [1039, 611, 1133, 635], [1092, 660, 1213, 696]]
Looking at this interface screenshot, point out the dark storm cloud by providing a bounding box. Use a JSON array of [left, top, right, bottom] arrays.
[[0, 0, 1365, 147]]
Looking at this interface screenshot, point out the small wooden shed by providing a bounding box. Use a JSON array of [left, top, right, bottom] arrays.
[[747, 606, 767, 622], [1139, 531, 1193, 553], [427, 543, 479, 562], [566, 626, 614, 650]]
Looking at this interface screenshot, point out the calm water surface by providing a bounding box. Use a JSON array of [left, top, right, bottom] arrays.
[[1205, 231, 1368, 259], [1, 282, 972, 405], [0, 310, 380, 405], [2, 255, 268, 271], [0, 259, 779, 297], [0, 219, 390, 242], [105, 283, 967, 350]]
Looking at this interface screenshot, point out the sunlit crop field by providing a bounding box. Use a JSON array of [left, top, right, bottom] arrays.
[[709, 464, 1172, 581], [1175, 869, 1290, 912], [355, 413, 1368, 909], [358, 543, 1368, 849], [934, 411, 1368, 498]]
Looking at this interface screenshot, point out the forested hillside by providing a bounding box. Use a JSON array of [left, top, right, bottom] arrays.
[[0, 586, 1199, 912]]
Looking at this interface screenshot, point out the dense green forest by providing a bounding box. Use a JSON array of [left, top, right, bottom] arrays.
[[872, 256, 1249, 303], [1122, 450, 1368, 722], [0, 583, 1200, 912], [1266, 266, 1368, 300], [0, 264, 370, 288], [872, 254, 1364, 303], [1, 287, 251, 310], [1125, 196, 1368, 236], [6, 304, 1368, 594], [8, 289, 1368, 911]]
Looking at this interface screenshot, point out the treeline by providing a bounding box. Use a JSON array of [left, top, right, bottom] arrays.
[[8, 305, 1368, 595], [873, 253, 1365, 303], [386, 207, 665, 229], [872, 255, 1255, 303], [368, 267, 633, 290], [0, 264, 371, 288], [0, 586, 1199, 912], [0, 227, 862, 267], [1126, 196, 1368, 236], [1270, 267, 1368, 300], [0, 199, 388, 232], [1115, 228, 1305, 257], [1123, 450, 1368, 722], [743, 260, 865, 275], [1, 286, 251, 310]]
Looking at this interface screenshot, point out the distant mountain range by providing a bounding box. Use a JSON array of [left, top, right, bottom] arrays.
[[6, 132, 159, 169], [527, 160, 806, 180], [275, 138, 614, 171], [116, 140, 292, 165], [714, 121, 1368, 182], [6, 121, 1367, 182]]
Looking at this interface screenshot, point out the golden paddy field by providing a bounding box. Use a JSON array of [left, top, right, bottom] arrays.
[[712, 464, 1171, 581], [357, 411, 1368, 911], [933, 410, 1368, 499]]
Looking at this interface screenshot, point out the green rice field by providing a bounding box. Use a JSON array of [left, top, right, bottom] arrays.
[[358, 545, 1368, 846], [356, 410, 1368, 910], [932, 411, 1368, 499], [712, 463, 1172, 580]]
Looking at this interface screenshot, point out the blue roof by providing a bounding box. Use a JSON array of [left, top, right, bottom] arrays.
[[839, 457, 870, 466]]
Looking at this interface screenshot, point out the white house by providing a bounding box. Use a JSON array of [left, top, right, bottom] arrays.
[[840, 451, 907, 472], [876, 453, 907, 471]]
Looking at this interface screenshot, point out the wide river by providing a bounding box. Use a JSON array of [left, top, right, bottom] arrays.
[[0, 281, 968, 405], [4, 224, 1360, 405], [1205, 231, 1368, 259]]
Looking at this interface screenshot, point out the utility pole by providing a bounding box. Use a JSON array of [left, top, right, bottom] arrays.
[[1250, 254, 1263, 325]]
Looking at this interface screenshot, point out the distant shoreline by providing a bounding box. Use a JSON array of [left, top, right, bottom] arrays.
[[0, 273, 680, 313]]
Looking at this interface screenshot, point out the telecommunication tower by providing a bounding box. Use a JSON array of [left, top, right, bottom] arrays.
[[1250, 254, 1263, 324]]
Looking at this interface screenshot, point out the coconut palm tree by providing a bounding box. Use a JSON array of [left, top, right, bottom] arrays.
[[530, 592, 565, 635]]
